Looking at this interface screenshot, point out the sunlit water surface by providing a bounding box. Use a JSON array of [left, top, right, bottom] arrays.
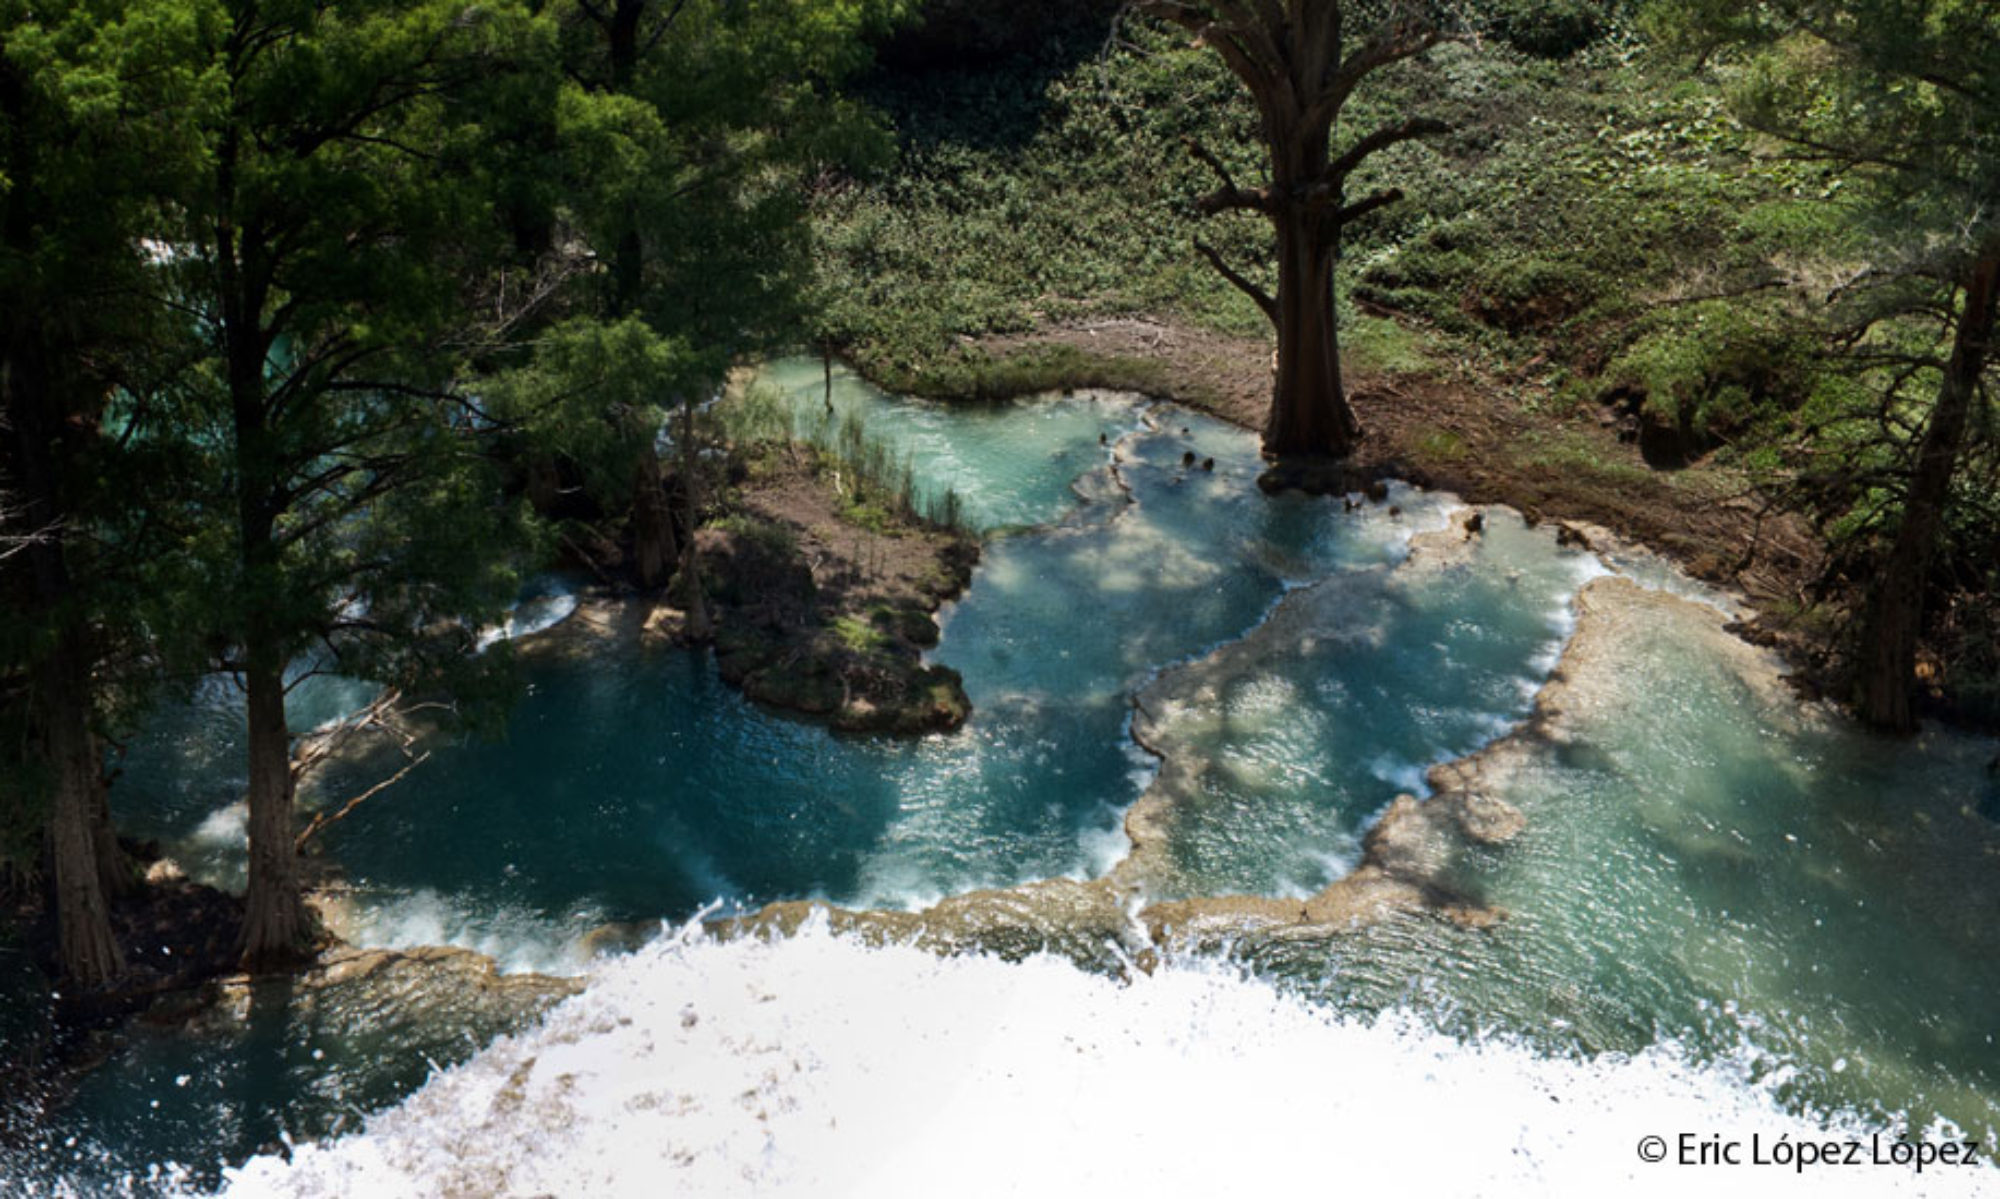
[[3, 361, 1995, 1194]]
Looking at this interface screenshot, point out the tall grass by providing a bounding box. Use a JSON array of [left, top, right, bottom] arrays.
[[724, 380, 969, 535]]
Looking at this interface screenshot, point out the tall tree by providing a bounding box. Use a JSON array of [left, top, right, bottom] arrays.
[[1135, 0, 1455, 458], [1659, 0, 2000, 730], [172, 0, 540, 969], [0, 0, 206, 987], [497, 0, 907, 596]]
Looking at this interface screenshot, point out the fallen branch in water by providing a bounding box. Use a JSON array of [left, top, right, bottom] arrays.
[[296, 749, 432, 852], [291, 688, 447, 852]]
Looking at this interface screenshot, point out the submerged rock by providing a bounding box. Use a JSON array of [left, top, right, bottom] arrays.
[[1450, 791, 1528, 844], [1255, 457, 1379, 497]]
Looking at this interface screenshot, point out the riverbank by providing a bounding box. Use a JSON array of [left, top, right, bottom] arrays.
[[848, 317, 1844, 702]]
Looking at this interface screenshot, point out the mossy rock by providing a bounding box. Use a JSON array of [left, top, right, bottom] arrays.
[[831, 663, 971, 735], [741, 662, 845, 717], [871, 604, 942, 648]]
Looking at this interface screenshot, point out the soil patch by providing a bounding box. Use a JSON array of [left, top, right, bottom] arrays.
[[682, 442, 979, 735]]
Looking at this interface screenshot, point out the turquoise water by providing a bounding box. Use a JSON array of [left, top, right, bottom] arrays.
[[1214, 585, 2000, 1138], [6, 364, 1999, 1192], [1144, 509, 1602, 896]]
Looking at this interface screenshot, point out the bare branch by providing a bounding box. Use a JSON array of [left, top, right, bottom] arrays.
[[295, 750, 432, 852], [1184, 137, 1271, 214], [1313, 23, 1444, 127], [1194, 239, 1277, 321], [1333, 187, 1405, 226], [1326, 116, 1450, 183]]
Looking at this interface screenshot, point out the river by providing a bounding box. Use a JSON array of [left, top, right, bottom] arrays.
[[5, 361, 1997, 1196]]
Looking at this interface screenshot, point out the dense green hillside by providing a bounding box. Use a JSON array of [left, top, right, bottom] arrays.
[[817, 2, 1998, 725]]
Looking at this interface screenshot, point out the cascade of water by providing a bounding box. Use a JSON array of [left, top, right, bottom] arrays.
[[8, 363, 1996, 1194]]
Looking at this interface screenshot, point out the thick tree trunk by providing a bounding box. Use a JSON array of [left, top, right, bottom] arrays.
[[1141, 2, 1443, 462], [612, 224, 644, 317], [2, 344, 126, 987], [238, 654, 309, 970], [1265, 219, 1360, 458], [42, 642, 126, 989], [1, 62, 123, 987], [526, 452, 562, 514], [221, 192, 309, 970], [608, 0, 644, 89], [1858, 246, 2000, 732], [603, 1, 647, 317]]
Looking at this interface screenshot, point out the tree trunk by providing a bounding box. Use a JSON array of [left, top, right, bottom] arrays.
[[89, 749, 131, 901], [526, 452, 562, 514], [678, 397, 711, 640], [1858, 246, 2000, 732], [608, 0, 644, 89], [42, 641, 126, 989], [603, 1, 647, 316], [1265, 218, 1360, 458], [612, 224, 644, 318], [1, 342, 126, 987], [822, 341, 835, 417], [238, 653, 309, 970], [631, 445, 677, 592], [0, 61, 123, 987]]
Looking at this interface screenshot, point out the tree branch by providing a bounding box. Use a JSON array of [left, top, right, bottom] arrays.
[[1184, 136, 1271, 215], [1333, 187, 1405, 226], [1312, 23, 1444, 128], [1325, 116, 1449, 183], [1195, 239, 1276, 321], [294, 750, 431, 853]]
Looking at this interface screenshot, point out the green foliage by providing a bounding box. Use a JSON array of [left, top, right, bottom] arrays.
[[1649, 1, 2000, 701], [132, 0, 555, 787], [789, 407, 967, 533], [1478, 0, 1627, 58], [718, 381, 795, 447], [817, 10, 1851, 445], [854, 342, 1179, 404], [554, 0, 910, 350], [1594, 301, 1818, 453], [831, 613, 890, 653], [711, 513, 798, 559], [0, 0, 220, 878], [813, 18, 1268, 376], [486, 316, 697, 503]]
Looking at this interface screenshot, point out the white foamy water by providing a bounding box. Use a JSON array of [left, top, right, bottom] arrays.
[[315, 886, 607, 977], [474, 579, 581, 651], [212, 919, 1993, 1199]]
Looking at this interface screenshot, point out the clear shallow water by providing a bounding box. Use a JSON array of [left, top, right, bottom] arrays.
[[1218, 585, 2000, 1139], [1143, 509, 1604, 896], [755, 358, 1146, 532], [116, 366, 1478, 965], [5, 364, 1999, 1193]]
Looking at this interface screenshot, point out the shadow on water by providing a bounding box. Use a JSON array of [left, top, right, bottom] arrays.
[[16, 367, 2000, 1188]]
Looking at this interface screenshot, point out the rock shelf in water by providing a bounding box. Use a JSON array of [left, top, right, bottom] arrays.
[[724, 510, 1760, 958]]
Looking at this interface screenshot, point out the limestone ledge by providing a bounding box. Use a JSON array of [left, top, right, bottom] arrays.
[[699, 535, 1796, 965]]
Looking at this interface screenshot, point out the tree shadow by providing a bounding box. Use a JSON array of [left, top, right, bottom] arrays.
[[865, 2, 1127, 153]]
